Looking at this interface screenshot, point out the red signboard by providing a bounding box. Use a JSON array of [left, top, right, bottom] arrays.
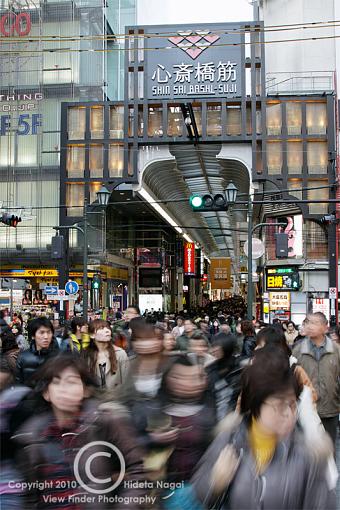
[[0, 12, 31, 37], [184, 242, 195, 275]]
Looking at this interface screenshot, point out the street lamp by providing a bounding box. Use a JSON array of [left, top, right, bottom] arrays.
[[225, 182, 238, 205], [97, 185, 110, 207]]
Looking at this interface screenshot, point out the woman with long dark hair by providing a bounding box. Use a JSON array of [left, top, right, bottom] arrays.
[[84, 319, 128, 390]]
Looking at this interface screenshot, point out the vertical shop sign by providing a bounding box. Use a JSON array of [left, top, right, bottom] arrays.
[[210, 258, 231, 289], [184, 242, 195, 275]]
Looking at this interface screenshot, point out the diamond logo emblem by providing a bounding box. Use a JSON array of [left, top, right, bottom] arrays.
[[168, 30, 220, 60]]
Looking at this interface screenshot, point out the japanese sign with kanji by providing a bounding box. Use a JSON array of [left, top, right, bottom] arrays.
[[210, 258, 231, 289], [144, 23, 242, 99]]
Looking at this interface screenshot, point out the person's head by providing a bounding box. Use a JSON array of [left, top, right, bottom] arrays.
[[28, 317, 54, 351], [241, 320, 255, 337], [70, 317, 88, 336], [328, 326, 340, 344], [183, 319, 195, 334], [88, 320, 111, 344], [220, 323, 231, 334], [240, 347, 301, 439], [0, 356, 13, 390], [11, 323, 22, 336], [204, 315, 210, 323], [236, 321, 242, 335], [210, 332, 236, 361], [1, 332, 19, 353], [255, 326, 291, 356], [123, 306, 140, 323], [286, 321, 296, 333], [33, 354, 96, 416], [176, 317, 183, 327], [305, 312, 328, 341], [163, 332, 176, 352], [189, 331, 209, 356], [131, 322, 163, 355], [161, 355, 207, 402], [254, 320, 261, 330]]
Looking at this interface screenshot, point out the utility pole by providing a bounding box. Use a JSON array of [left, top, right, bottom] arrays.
[[247, 197, 253, 320], [83, 197, 89, 322]]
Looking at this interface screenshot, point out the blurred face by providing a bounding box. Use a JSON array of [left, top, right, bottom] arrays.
[[221, 324, 231, 334], [163, 333, 176, 351], [177, 318, 183, 327], [133, 336, 162, 355], [184, 320, 194, 333], [43, 367, 84, 414], [12, 326, 18, 334], [34, 326, 53, 350], [167, 364, 207, 399], [210, 344, 223, 360], [259, 391, 297, 439], [236, 323, 242, 334], [204, 316, 209, 323], [189, 339, 208, 355], [329, 331, 340, 342], [93, 327, 111, 343], [305, 315, 328, 340], [124, 308, 139, 322], [80, 324, 88, 334], [287, 323, 295, 333]]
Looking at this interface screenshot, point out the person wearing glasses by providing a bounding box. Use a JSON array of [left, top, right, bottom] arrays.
[[191, 347, 335, 510]]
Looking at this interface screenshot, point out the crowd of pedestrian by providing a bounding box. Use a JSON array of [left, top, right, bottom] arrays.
[[0, 300, 339, 509]]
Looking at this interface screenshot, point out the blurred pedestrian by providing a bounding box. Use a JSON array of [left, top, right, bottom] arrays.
[[176, 319, 196, 351], [240, 320, 256, 358], [285, 321, 298, 347]]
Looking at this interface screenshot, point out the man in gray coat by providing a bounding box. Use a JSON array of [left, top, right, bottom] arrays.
[[293, 312, 340, 449]]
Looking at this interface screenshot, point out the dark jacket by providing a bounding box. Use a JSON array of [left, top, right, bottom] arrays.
[[191, 416, 335, 510], [241, 335, 256, 358], [13, 399, 147, 509], [15, 339, 59, 385]]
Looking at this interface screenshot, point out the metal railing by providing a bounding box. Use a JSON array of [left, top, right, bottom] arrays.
[[266, 71, 335, 94]]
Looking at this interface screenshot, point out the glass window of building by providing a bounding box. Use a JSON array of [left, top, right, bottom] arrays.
[[287, 141, 303, 174], [128, 107, 134, 137], [246, 107, 252, 135], [266, 102, 282, 135], [109, 144, 124, 177], [256, 110, 262, 135], [90, 106, 104, 138], [17, 134, 38, 166], [267, 142, 283, 174], [110, 106, 124, 138], [307, 142, 328, 174], [192, 105, 202, 136], [226, 106, 241, 135], [207, 104, 221, 136], [89, 145, 104, 178], [68, 107, 86, 140], [286, 102, 302, 135], [138, 106, 143, 137], [90, 182, 102, 205], [306, 103, 327, 135], [305, 220, 328, 259], [66, 183, 84, 217], [67, 145, 85, 178], [167, 106, 183, 137], [148, 106, 163, 137], [287, 178, 303, 200], [307, 179, 328, 214]]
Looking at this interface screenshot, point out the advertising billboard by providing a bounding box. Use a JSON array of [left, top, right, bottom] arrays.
[[210, 257, 231, 289], [184, 242, 196, 275]]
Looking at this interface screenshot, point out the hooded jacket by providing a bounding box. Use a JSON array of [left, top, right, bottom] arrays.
[[15, 339, 59, 385]]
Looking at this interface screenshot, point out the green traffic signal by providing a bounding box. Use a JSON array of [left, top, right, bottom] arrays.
[[190, 195, 203, 209]]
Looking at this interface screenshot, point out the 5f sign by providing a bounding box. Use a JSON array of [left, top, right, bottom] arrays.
[[0, 13, 31, 37], [0, 114, 42, 135]]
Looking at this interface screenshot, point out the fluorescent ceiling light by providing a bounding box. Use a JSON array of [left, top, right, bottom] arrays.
[[183, 234, 194, 243], [138, 187, 183, 234]]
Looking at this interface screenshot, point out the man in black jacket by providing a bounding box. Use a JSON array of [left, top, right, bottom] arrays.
[[240, 320, 257, 358], [16, 317, 59, 385]]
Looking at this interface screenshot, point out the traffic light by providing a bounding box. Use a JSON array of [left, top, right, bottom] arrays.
[[275, 233, 288, 258], [189, 193, 228, 212], [291, 271, 301, 290], [92, 274, 101, 290], [0, 213, 22, 227]]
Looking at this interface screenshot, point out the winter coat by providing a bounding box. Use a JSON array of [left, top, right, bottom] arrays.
[[241, 335, 256, 358], [293, 337, 340, 418], [191, 416, 336, 510], [13, 399, 148, 509], [206, 358, 243, 422], [15, 340, 59, 385]]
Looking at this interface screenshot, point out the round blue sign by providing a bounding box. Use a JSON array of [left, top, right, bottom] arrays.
[[65, 280, 79, 295]]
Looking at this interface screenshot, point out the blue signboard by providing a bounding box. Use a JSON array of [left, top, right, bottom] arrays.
[[65, 281, 79, 295], [44, 285, 58, 295]]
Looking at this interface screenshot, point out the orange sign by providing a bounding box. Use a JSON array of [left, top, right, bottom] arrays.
[[210, 258, 231, 289]]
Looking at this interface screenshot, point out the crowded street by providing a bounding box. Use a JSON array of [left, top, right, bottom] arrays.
[[0, 0, 340, 508]]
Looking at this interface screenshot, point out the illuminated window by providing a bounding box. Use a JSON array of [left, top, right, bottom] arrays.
[[167, 106, 183, 137], [307, 142, 328, 174], [109, 144, 124, 177], [287, 179, 302, 200], [207, 104, 221, 136], [66, 183, 84, 217], [307, 179, 328, 214], [306, 103, 327, 135], [110, 106, 124, 139], [266, 103, 282, 135], [227, 106, 241, 135], [267, 142, 282, 174], [148, 106, 163, 137], [286, 102, 301, 135], [306, 220, 328, 259], [67, 145, 85, 178], [68, 107, 85, 140], [89, 182, 102, 205], [287, 141, 303, 174], [90, 106, 104, 138], [89, 145, 103, 178]]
